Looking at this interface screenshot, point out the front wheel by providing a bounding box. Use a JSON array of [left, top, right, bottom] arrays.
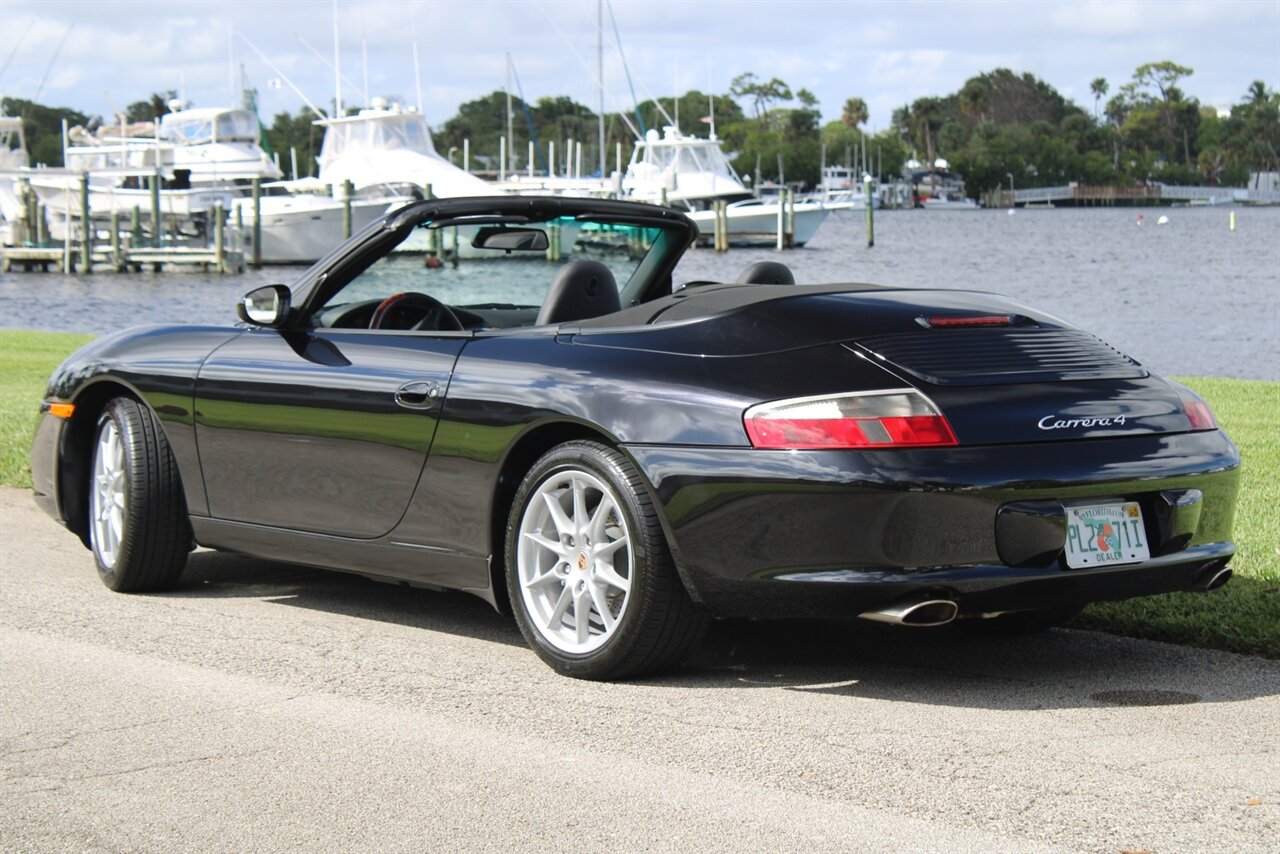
[[89, 397, 190, 592], [505, 441, 705, 680]]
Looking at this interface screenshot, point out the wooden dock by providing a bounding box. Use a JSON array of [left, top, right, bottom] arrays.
[[2, 243, 245, 274], [984, 183, 1279, 208]]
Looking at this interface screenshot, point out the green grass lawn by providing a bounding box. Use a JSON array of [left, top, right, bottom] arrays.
[[1, 328, 1276, 657], [0, 330, 93, 486], [1074, 377, 1280, 658]]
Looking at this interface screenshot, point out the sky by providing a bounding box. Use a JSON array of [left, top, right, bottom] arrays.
[[1, 0, 1278, 134]]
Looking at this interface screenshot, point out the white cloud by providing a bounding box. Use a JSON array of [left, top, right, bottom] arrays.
[[2, 0, 1276, 133]]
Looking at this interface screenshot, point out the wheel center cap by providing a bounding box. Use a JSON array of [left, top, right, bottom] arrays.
[[576, 552, 589, 571]]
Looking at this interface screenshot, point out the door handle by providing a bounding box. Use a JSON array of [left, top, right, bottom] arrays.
[[395, 380, 439, 409]]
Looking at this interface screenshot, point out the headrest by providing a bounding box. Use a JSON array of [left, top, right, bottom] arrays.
[[736, 261, 795, 285], [536, 259, 621, 325]]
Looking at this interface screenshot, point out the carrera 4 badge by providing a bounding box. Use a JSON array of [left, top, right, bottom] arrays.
[[1038, 414, 1129, 431]]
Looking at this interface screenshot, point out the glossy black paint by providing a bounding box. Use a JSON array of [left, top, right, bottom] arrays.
[[622, 431, 1238, 615], [31, 196, 1241, 622], [195, 327, 467, 537]]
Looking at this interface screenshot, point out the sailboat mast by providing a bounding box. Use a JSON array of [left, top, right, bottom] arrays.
[[506, 53, 515, 177], [332, 0, 342, 117], [597, 0, 605, 177]]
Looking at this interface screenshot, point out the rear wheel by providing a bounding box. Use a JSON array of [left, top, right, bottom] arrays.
[[505, 441, 705, 680], [89, 397, 190, 592]]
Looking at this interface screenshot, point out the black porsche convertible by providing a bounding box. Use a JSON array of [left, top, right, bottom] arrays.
[[31, 196, 1240, 680]]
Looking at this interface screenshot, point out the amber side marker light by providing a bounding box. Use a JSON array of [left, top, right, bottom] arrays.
[[47, 403, 75, 419]]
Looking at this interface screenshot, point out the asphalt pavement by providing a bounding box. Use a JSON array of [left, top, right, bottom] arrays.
[[1, 486, 1277, 852]]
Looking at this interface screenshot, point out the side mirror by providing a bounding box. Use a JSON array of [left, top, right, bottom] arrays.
[[237, 284, 292, 327]]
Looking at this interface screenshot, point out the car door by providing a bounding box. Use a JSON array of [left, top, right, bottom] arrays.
[[194, 326, 465, 538]]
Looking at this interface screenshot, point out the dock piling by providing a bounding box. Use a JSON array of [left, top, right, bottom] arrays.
[[150, 169, 161, 248], [342, 179, 353, 239], [79, 174, 91, 273], [21, 179, 36, 244], [110, 211, 122, 271], [251, 178, 261, 267], [786, 188, 795, 248], [213, 202, 225, 273], [864, 174, 875, 248], [776, 192, 785, 251]]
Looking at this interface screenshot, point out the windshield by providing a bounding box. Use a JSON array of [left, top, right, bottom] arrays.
[[311, 212, 680, 332], [320, 115, 438, 161], [161, 111, 258, 144], [643, 142, 738, 180]]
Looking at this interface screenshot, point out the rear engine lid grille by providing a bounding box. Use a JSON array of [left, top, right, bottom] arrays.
[[855, 327, 1147, 386]]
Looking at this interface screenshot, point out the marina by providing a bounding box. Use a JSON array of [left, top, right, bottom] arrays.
[[3, 205, 1276, 382]]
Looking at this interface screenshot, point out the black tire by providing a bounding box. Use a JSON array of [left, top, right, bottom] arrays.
[[504, 440, 706, 680], [87, 397, 190, 592], [958, 604, 1084, 635]]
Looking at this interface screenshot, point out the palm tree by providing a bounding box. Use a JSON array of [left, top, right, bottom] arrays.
[[910, 98, 944, 165], [1090, 78, 1109, 121], [841, 97, 868, 130], [1246, 80, 1269, 106], [958, 80, 989, 123]]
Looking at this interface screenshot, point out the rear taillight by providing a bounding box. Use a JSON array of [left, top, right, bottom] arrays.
[[1171, 382, 1218, 431], [744, 389, 958, 449]]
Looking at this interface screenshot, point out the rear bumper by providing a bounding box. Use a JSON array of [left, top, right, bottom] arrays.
[[624, 430, 1240, 618]]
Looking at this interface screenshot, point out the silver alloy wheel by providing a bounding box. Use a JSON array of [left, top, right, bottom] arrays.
[[516, 468, 632, 654], [90, 417, 126, 568]]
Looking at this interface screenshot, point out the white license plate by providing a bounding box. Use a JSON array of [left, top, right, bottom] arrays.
[[1064, 501, 1150, 568]]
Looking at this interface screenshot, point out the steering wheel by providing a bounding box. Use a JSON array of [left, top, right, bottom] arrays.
[[368, 292, 465, 332]]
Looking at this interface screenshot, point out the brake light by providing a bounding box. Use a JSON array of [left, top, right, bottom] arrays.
[[744, 389, 958, 449], [1184, 400, 1216, 430], [921, 315, 1015, 328], [1170, 382, 1218, 431]]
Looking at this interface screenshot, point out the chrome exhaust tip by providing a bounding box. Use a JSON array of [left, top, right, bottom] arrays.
[[859, 599, 959, 627], [1191, 565, 1233, 592]]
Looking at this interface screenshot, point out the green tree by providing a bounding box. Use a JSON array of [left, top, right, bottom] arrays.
[[0, 96, 88, 167], [1090, 77, 1108, 120], [1128, 61, 1199, 168], [124, 91, 179, 124], [265, 107, 327, 179], [730, 72, 793, 122], [841, 96, 868, 130]]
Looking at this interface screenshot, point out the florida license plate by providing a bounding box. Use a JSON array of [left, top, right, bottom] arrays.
[[1064, 501, 1150, 568]]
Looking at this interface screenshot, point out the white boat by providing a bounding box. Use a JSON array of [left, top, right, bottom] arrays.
[[0, 116, 30, 243], [920, 190, 979, 211], [622, 127, 752, 207], [316, 99, 494, 198], [62, 105, 282, 185], [621, 127, 830, 244], [906, 158, 980, 210], [811, 165, 881, 209], [688, 198, 829, 247], [234, 179, 407, 265], [26, 176, 234, 218], [20, 103, 280, 244]]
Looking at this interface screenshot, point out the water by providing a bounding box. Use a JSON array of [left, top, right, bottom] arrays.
[[3, 206, 1277, 380]]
